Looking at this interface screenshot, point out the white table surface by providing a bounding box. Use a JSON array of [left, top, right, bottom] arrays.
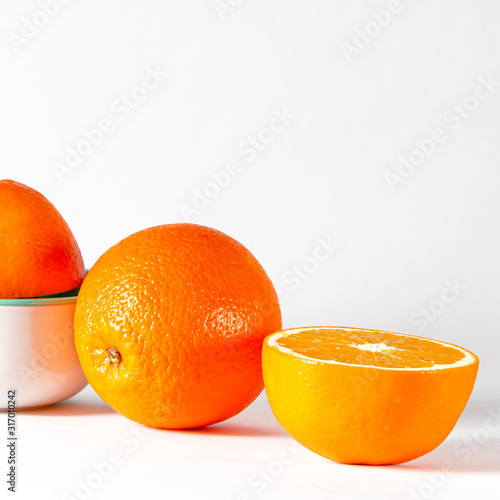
[[7, 385, 500, 500]]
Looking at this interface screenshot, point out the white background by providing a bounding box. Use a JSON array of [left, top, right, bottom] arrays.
[[1, 1, 499, 499]]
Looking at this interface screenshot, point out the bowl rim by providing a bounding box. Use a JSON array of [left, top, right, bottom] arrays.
[[0, 286, 80, 306]]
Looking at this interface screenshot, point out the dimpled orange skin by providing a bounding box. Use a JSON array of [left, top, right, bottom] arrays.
[[75, 223, 282, 429], [263, 327, 479, 465], [0, 179, 85, 298]]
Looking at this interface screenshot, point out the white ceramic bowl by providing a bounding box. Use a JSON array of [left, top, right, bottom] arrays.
[[0, 290, 88, 410]]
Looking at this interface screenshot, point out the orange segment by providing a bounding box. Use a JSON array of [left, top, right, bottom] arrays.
[[272, 327, 472, 369], [263, 327, 479, 465]]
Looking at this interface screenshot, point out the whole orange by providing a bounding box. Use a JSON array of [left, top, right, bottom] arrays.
[[74, 223, 281, 429], [0, 179, 85, 298]]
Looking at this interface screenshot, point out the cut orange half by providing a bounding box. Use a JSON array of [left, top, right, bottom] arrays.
[[262, 327, 479, 465]]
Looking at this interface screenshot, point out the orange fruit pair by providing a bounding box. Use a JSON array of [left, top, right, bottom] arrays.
[[0, 179, 85, 298], [263, 326, 479, 465], [74, 223, 282, 429]]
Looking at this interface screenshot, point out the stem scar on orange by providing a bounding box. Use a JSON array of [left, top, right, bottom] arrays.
[[0, 179, 85, 298], [263, 326, 479, 465], [74, 223, 282, 429]]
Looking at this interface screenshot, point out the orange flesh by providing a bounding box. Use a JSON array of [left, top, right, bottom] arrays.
[[275, 328, 467, 368]]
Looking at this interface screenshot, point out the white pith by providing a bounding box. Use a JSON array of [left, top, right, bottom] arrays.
[[266, 326, 477, 371], [353, 342, 396, 353]]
